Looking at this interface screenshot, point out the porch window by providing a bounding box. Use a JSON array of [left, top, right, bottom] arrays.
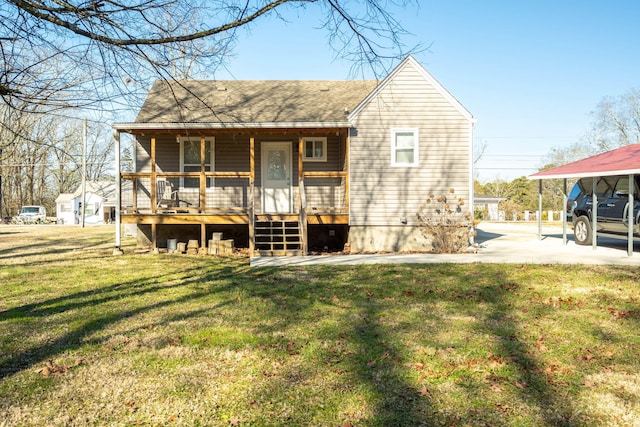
[[180, 138, 214, 189], [391, 128, 419, 167], [302, 137, 327, 162]]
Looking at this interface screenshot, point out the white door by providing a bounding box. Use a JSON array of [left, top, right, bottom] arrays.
[[262, 142, 292, 213]]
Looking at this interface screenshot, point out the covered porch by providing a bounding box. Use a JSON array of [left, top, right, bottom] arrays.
[[112, 126, 352, 256]]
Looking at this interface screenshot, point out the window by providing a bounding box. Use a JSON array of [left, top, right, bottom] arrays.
[[302, 137, 327, 162], [180, 138, 214, 189], [391, 128, 419, 166]]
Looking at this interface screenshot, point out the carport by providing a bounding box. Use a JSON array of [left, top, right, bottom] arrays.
[[529, 144, 640, 257]]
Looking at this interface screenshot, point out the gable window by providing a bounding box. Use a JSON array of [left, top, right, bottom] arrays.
[[180, 138, 215, 189], [302, 137, 327, 162], [391, 128, 419, 167]]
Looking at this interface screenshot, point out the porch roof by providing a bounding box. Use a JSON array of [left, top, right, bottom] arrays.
[[119, 79, 378, 130]]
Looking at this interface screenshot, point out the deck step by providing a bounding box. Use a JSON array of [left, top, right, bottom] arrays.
[[253, 216, 303, 255], [254, 250, 304, 257]]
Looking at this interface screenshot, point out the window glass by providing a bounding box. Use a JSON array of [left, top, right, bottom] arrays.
[[182, 140, 213, 188], [614, 177, 630, 196], [305, 141, 313, 158], [391, 129, 418, 166], [267, 150, 287, 180], [596, 178, 613, 198], [302, 137, 326, 161]]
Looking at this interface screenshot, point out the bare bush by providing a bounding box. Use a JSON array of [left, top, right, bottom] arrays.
[[416, 188, 473, 253]]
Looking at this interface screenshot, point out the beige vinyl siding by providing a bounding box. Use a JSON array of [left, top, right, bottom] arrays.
[[135, 135, 251, 210], [255, 134, 346, 213], [349, 60, 472, 227], [135, 132, 347, 213]]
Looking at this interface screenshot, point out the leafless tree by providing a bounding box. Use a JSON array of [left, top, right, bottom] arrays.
[[1, 0, 419, 112], [584, 88, 640, 151]]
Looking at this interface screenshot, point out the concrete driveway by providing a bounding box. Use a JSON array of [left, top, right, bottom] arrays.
[[250, 222, 640, 267]]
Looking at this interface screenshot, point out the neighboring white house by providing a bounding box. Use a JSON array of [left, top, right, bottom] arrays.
[[55, 193, 75, 224], [56, 181, 117, 225], [474, 194, 505, 221]]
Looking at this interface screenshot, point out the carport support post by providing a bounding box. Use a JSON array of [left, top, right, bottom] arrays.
[[562, 178, 568, 245], [537, 180, 542, 240], [592, 178, 598, 250], [628, 174, 634, 257]]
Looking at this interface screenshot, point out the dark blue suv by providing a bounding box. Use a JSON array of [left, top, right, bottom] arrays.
[[569, 175, 640, 245]]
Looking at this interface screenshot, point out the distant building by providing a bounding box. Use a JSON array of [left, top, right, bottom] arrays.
[[474, 194, 505, 221], [55, 193, 75, 224], [56, 181, 118, 225]]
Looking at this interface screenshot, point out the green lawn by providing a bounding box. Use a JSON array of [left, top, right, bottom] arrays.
[[1, 226, 639, 426]]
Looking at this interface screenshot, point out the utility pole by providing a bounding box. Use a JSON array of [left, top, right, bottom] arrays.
[[81, 118, 87, 228]]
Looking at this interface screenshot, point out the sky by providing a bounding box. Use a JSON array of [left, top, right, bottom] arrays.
[[212, 1, 640, 183]]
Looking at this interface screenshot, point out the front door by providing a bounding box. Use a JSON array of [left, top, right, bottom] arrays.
[[262, 142, 292, 213]]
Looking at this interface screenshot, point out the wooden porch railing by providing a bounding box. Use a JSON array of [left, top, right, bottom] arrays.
[[121, 171, 251, 214]]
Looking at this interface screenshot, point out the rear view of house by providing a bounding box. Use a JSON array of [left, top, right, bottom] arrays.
[[112, 56, 475, 256]]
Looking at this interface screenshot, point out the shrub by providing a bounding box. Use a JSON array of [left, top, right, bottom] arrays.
[[416, 188, 473, 253]]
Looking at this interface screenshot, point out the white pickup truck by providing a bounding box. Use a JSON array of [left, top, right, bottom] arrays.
[[18, 206, 47, 223]]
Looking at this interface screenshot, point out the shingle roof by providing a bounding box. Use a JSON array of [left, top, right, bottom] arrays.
[[529, 144, 640, 179], [135, 80, 379, 125]]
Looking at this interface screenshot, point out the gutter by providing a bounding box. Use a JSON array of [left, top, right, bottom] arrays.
[[112, 121, 353, 133]]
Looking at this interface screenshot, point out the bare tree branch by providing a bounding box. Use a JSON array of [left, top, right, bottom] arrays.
[[1, 0, 419, 111]]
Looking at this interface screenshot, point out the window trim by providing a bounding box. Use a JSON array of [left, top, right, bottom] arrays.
[[302, 137, 327, 162], [390, 128, 419, 167], [179, 137, 215, 190]]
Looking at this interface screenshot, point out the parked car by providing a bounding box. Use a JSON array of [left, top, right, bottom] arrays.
[[18, 206, 47, 223], [569, 175, 640, 245]]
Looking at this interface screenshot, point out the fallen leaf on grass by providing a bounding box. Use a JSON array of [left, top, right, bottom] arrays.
[[496, 403, 510, 412], [535, 336, 547, 352], [582, 352, 594, 361], [38, 358, 88, 377], [404, 362, 425, 370], [229, 417, 245, 426], [418, 385, 430, 396]]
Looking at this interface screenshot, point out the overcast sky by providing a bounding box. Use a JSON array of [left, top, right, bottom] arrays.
[[213, 1, 640, 182]]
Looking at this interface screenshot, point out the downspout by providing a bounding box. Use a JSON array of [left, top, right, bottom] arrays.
[[113, 129, 124, 255]]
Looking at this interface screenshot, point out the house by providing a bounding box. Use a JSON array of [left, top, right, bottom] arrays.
[[112, 55, 475, 255], [55, 193, 75, 224], [56, 181, 118, 225], [473, 194, 505, 221]]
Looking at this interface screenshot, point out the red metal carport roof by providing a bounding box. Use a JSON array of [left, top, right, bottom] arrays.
[[529, 144, 640, 180]]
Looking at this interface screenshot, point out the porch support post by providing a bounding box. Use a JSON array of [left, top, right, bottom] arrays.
[[201, 223, 207, 253], [113, 129, 123, 255], [152, 223, 157, 254], [298, 135, 307, 255], [249, 136, 255, 257], [200, 136, 206, 212], [150, 137, 157, 214], [628, 174, 634, 256], [345, 130, 349, 211]]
